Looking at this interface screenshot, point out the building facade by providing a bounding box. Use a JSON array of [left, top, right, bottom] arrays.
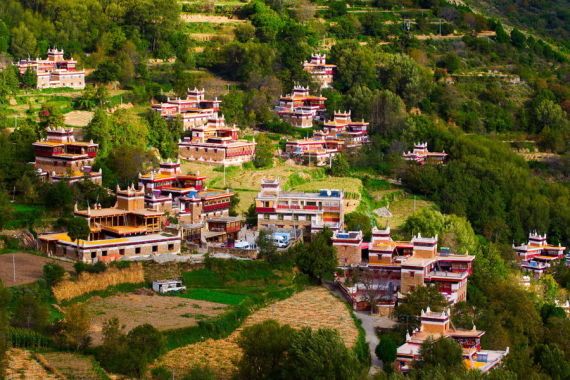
[[284, 132, 344, 166], [333, 231, 364, 265], [152, 88, 221, 130], [396, 308, 509, 373], [303, 53, 336, 89], [17, 48, 85, 89], [138, 160, 234, 224], [38, 185, 181, 263], [275, 85, 327, 128], [33, 127, 102, 184], [322, 110, 369, 148], [402, 142, 448, 164], [336, 227, 475, 312], [255, 178, 344, 234], [513, 232, 566, 277], [178, 114, 256, 166]]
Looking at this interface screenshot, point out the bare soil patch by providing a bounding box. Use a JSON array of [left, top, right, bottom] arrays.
[[181, 14, 245, 23], [63, 110, 94, 127], [0, 253, 74, 287], [86, 293, 227, 345]]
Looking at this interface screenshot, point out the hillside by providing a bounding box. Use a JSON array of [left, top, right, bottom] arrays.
[[468, 0, 570, 49]]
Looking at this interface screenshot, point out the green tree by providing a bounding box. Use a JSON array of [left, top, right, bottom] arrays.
[[0, 21, 9, 53], [418, 337, 463, 370], [378, 53, 433, 107], [253, 134, 274, 168], [237, 320, 294, 379], [12, 292, 50, 332], [401, 208, 446, 238], [61, 303, 92, 351], [0, 191, 14, 230], [146, 110, 178, 158], [0, 281, 11, 377], [20, 67, 37, 89], [66, 217, 90, 243], [369, 90, 407, 138], [85, 109, 113, 156], [329, 153, 350, 176], [295, 229, 337, 283], [43, 263, 65, 287], [10, 23, 36, 58], [510, 28, 526, 48], [126, 324, 165, 377], [245, 203, 258, 227], [282, 327, 361, 380], [395, 286, 448, 327], [38, 104, 64, 130], [257, 230, 278, 261], [345, 212, 372, 241], [534, 344, 570, 380], [41, 182, 73, 214], [375, 335, 398, 367], [330, 41, 378, 92]]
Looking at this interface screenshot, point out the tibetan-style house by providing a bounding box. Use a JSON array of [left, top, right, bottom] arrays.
[[33, 127, 101, 184]]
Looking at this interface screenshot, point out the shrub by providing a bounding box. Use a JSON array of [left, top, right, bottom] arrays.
[[43, 263, 65, 287]]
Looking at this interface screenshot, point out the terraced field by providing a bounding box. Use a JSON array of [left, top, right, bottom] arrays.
[[156, 287, 358, 378]]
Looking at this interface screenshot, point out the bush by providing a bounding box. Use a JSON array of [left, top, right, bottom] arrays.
[[74, 261, 107, 275], [43, 263, 65, 287]]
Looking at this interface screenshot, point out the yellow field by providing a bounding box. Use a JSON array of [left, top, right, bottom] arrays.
[[376, 197, 436, 229], [156, 287, 358, 378], [52, 264, 144, 302], [181, 161, 319, 191]]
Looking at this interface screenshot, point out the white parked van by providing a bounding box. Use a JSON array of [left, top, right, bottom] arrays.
[[152, 280, 186, 294]]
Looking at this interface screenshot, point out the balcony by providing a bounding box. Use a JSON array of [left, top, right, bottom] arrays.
[[256, 207, 276, 213], [203, 202, 230, 212]]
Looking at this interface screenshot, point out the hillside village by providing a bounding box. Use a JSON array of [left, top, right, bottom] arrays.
[[0, 0, 569, 379]]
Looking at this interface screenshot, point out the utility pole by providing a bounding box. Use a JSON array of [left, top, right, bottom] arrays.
[[12, 254, 16, 284]]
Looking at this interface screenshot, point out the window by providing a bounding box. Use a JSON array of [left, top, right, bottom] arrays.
[[119, 249, 125, 256], [135, 247, 141, 254], [409, 271, 415, 278], [91, 252, 96, 259], [278, 214, 284, 220], [264, 214, 269, 220], [102, 251, 107, 257], [152, 245, 158, 253], [168, 244, 174, 251]]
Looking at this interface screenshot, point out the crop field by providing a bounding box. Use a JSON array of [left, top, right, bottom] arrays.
[[5, 349, 58, 380], [376, 196, 436, 229], [41, 352, 104, 380], [0, 253, 74, 287], [63, 110, 94, 127], [85, 293, 227, 345], [157, 287, 358, 378], [176, 262, 291, 305]]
